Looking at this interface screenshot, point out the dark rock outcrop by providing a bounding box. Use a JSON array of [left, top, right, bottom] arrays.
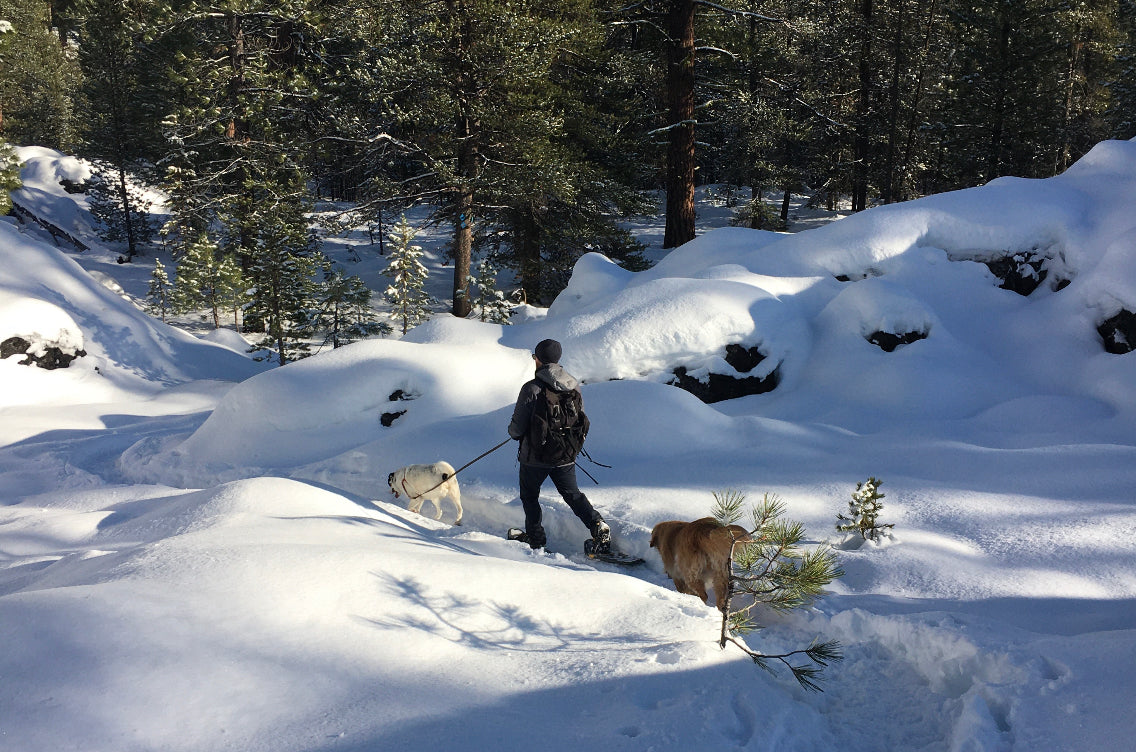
[[1, 336, 87, 369], [867, 329, 928, 352], [380, 410, 406, 427], [985, 254, 1048, 296], [1098, 309, 1136, 354], [669, 344, 781, 403]]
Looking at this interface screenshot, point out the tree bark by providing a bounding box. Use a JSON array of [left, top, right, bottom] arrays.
[[514, 211, 541, 304], [449, 0, 477, 318], [663, 0, 696, 249], [882, 0, 905, 204], [852, 0, 873, 212], [987, 13, 1012, 180]]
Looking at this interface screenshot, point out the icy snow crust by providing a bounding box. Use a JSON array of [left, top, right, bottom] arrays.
[[2, 142, 1136, 751]]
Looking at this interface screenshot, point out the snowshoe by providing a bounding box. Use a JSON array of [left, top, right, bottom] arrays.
[[584, 538, 645, 567], [507, 528, 544, 550]]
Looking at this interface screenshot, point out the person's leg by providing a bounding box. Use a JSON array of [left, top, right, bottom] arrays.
[[518, 463, 549, 548], [547, 464, 604, 532]]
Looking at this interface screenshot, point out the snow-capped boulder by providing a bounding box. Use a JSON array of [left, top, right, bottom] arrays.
[[1098, 309, 1136, 354], [0, 298, 86, 369]]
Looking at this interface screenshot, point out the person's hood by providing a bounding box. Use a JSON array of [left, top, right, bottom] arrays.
[[536, 363, 578, 392]]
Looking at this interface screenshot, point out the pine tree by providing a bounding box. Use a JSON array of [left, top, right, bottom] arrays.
[[340, 0, 649, 309], [384, 216, 432, 335], [836, 476, 894, 541], [74, 0, 163, 261], [242, 192, 322, 365], [0, 0, 81, 149], [147, 258, 173, 321], [712, 489, 844, 691], [316, 267, 390, 348], [172, 233, 245, 330], [467, 256, 512, 324], [0, 138, 20, 216], [87, 168, 154, 255]]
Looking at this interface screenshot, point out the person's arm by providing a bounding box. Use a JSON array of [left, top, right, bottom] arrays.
[[508, 383, 537, 439]]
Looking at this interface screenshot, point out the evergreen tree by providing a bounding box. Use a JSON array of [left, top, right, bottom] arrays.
[[87, 167, 154, 254], [712, 489, 844, 691], [0, 138, 20, 215], [467, 256, 511, 324], [73, 0, 163, 261], [242, 188, 322, 365], [146, 258, 173, 321], [342, 0, 649, 309], [836, 477, 894, 541], [316, 267, 390, 348], [384, 216, 432, 335], [0, 0, 81, 149], [172, 233, 245, 330]]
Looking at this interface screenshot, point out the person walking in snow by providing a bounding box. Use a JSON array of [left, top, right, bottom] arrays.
[[507, 338, 610, 553]]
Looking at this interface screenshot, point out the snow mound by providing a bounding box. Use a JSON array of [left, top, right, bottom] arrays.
[[0, 297, 84, 356]]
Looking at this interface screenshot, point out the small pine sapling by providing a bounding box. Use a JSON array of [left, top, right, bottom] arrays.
[[147, 259, 173, 321], [384, 216, 433, 335], [712, 489, 844, 691], [468, 256, 512, 324], [836, 477, 894, 542]]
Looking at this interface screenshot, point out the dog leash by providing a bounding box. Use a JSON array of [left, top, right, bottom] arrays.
[[403, 438, 512, 500]]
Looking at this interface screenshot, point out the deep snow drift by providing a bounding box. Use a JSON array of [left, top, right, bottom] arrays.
[[2, 142, 1136, 751]]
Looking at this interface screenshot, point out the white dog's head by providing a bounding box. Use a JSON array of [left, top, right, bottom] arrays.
[[387, 471, 400, 498]]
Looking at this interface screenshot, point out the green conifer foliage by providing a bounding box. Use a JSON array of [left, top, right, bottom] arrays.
[[0, 139, 20, 216], [468, 256, 512, 324], [147, 258, 173, 321], [317, 267, 390, 348], [836, 477, 895, 541], [242, 195, 322, 365], [384, 216, 432, 335], [173, 233, 245, 330], [712, 489, 844, 691]]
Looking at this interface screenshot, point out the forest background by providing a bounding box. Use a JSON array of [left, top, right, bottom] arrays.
[[2, 0, 1134, 360]]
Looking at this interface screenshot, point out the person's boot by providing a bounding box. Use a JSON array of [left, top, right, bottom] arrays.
[[590, 520, 611, 555]]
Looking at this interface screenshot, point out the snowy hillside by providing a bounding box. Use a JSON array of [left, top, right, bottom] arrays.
[[2, 142, 1136, 751]]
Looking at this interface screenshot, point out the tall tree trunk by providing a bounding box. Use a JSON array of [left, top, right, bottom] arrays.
[[852, 0, 873, 212], [514, 211, 541, 304], [899, 0, 939, 199], [452, 124, 477, 318], [882, 0, 905, 204], [1057, 24, 1084, 174], [449, 0, 477, 318], [663, 0, 696, 249], [987, 13, 1012, 179], [116, 163, 137, 260]]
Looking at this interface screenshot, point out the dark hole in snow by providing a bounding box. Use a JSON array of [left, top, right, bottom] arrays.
[[381, 410, 406, 427], [1097, 309, 1136, 355], [867, 330, 928, 352], [1, 336, 87, 369], [388, 389, 417, 402], [724, 344, 766, 373]]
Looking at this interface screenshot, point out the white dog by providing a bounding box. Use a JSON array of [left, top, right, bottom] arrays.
[[388, 462, 462, 525]]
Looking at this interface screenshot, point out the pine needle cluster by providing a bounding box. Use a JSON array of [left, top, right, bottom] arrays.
[[712, 490, 844, 691]]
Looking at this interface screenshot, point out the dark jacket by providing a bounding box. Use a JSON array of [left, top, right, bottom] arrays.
[[508, 363, 582, 467]]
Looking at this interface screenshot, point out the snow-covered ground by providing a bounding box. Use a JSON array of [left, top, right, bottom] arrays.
[[2, 142, 1136, 751]]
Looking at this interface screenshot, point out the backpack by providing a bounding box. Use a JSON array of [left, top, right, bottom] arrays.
[[528, 384, 589, 466]]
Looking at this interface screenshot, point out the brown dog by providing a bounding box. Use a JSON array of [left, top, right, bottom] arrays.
[[650, 517, 750, 611]]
